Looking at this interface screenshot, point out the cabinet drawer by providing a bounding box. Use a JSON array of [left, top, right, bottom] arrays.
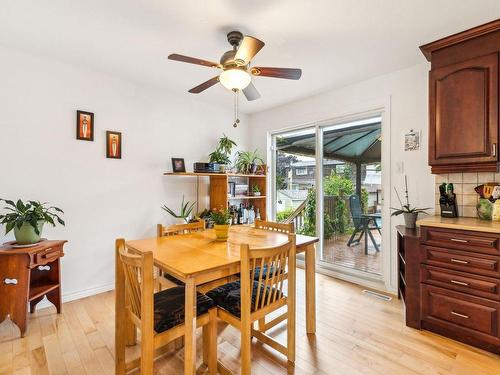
[[421, 227, 500, 255], [421, 265, 500, 301], [34, 246, 63, 266], [422, 285, 500, 339], [423, 246, 500, 278]]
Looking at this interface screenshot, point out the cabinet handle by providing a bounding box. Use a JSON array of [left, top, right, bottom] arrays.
[[450, 238, 468, 243], [38, 265, 51, 271], [4, 278, 18, 285], [451, 258, 469, 264], [451, 311, 469, 319], [450, 280, 469, 286], [493, 143, 497, 157]]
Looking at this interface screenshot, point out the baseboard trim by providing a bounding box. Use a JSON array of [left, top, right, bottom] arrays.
[[35, 282, 115, 310]]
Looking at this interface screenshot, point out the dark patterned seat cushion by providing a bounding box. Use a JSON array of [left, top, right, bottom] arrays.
[[206, 280, 283, 318], [164, 273, 184, 286], [154, 287, 214, 333], [252, 265, 281, 280]]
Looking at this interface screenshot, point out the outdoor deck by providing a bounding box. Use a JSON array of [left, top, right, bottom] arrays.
[[322, 230, 382, 275]]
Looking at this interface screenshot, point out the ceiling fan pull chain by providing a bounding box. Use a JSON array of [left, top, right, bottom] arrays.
[[233, 89, 240, 128]]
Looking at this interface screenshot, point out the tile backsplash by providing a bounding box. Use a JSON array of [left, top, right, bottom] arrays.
[[435, 172, 500, 217]]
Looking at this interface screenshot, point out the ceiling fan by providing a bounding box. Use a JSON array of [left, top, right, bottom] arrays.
[[168, 31, 302, 101]]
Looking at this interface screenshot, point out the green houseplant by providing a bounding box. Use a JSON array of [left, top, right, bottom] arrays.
[[391, 176, 431, 228], [234, 149, 264, 174], [162, 196, 196, 224], [0, 199, 65, 245], [252, 184, 261, 196], [208, 134, 237, 171], [210, 207, 231, 241]]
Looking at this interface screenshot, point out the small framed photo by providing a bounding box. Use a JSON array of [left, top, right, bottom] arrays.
[[106, 131, 122, 159], [404, 130, 420, 151], [76, 110, 94, 141], [171, 158, 186, 173]]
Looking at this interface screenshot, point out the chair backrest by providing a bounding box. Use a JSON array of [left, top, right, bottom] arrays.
[[254, 219, 295, 234], [157, 220, 206, 237], [240, 234, 296, 315], [349, 195, 362, 226], [115, 239, 154, 323]]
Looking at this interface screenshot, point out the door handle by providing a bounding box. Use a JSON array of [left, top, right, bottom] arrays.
[[4, 278, 18, 285]]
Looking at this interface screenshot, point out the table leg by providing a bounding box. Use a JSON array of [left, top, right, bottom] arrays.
[[184, 278, 197, 375], [305, 244, 316, 334]]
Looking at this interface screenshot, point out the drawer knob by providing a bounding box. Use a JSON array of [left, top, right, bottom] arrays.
[[450, 258, 469, 264], [38, 265, 51, 271], [450, 238, 468, 243], [451, 311, 469, 319], [4, 278, 18, 285], [450, 280, 469, 286]]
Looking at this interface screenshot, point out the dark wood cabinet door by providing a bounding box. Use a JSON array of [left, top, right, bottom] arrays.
[[429, 53, 499, 172]]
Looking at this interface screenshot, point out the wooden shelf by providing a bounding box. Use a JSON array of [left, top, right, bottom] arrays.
[[29, 283, 59, 301], [163, 172, 266, 178], [228, 196, 266, 200]]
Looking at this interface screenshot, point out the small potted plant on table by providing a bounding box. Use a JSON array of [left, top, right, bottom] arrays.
[[0, 199, 65, 245], [210, 207, 231, 241], [391, 176, 430, 228]]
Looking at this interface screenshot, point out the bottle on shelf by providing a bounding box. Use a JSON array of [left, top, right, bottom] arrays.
[[243, 203, 249, 224], [256, 207, 261, 221], [238, 204, 244, 225], [248, 205, 255, 224]]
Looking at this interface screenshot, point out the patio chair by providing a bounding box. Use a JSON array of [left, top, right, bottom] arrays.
[[346, 194, 380, 254]]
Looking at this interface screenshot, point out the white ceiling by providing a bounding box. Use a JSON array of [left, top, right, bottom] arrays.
[[1, 0, 499, 114]]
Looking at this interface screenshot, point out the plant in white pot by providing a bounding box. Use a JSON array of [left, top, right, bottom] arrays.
[[0, 199, 65, 245], [162, 196, 196, 224], [391, 176, 430, 228]]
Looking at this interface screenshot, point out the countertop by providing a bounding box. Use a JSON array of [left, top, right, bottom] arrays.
[[417, 216, 500, 234]]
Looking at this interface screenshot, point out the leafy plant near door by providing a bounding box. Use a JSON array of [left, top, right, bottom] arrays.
[[234, 149, 264, 174], [391, 175, 430, 228], [208, 134, 237, 167], [161, 195, 196, 223], [0, 199, 65, 245]]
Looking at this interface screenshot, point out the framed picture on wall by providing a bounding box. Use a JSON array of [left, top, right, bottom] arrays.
[[171, 158, 186, 173], [76, 110, 94, 141], [106, 131, 122, 159]]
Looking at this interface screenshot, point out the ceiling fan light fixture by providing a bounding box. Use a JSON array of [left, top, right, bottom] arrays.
[[219, 68, 251, 91]]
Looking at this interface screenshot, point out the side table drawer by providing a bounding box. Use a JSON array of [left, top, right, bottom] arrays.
[[423, 245, 500, 278], [421, 227, 500, 255], [34, 245, 63, 266], [421, 265, 500, 301]]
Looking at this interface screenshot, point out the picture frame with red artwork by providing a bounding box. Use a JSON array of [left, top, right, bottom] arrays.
[[106, 131, 122, 159], [76, 110, 94, 141]]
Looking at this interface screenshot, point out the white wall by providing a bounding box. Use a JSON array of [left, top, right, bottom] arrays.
[[0, 46, 249, 300], [248, 63, 435, 292]]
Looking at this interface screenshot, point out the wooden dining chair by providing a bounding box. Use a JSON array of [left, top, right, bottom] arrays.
[[254, 219, 294, 234], [115, 239, 217, 375], [206, 234, 296, 375]]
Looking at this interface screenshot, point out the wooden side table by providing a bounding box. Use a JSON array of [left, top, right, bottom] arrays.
[[0, 239, 67, 336]]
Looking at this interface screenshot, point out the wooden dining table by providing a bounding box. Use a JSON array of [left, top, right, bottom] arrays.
[[124, 225, 319, 375]]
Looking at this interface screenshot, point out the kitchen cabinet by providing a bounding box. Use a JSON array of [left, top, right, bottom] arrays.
[[421, 19, 500, 174]]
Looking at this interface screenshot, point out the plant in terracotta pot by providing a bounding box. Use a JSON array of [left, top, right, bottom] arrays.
[[234, 149, 264, 174], [162, 195, 196, 224], [391, 176, 430, 228], [210, 207, 231, 241], [0, 199, 65, 245]]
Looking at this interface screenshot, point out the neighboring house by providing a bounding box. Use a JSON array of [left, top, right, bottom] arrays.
[[277, 189, 309, 212]]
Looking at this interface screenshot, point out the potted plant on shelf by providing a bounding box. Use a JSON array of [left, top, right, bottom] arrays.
[[208, 134, 237, 173], [162, 195, 196, 224], [234, 149, 264, 174], [210, 207, 231, 241], [252, 184, 261, 196], [391, 176, 430, 228], [0, 199, 65, 245]]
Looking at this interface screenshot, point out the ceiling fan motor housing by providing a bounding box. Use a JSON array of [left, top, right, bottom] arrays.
[[227, 31, 243, 48]]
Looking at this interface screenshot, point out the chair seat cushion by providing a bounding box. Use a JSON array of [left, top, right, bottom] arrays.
[[253, 265, 282, 280], [206, 280, 283, 318], [154, 287, 214, 333], [164, 273, 184, 286]]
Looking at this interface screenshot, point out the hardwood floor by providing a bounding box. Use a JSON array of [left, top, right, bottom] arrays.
[[1, 269, 499, 374]]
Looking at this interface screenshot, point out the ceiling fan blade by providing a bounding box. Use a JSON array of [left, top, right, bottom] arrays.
[[234, 36, 265, 65], [242, 82, 261, 101], [168, 53, 219, 68], [188, 76, 220, 94], [251, 67, 302, 80]]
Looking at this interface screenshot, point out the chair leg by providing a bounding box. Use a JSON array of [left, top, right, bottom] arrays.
[[207, 309, 218, 375], [347, 223, 361, 246], [241, 323, 252, 375]]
